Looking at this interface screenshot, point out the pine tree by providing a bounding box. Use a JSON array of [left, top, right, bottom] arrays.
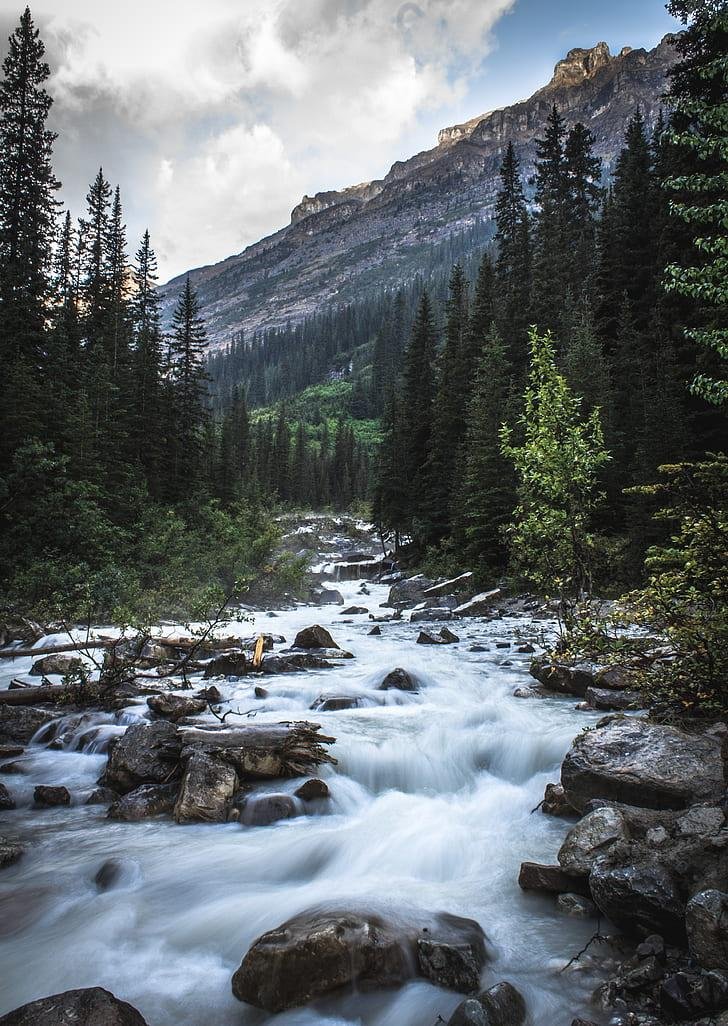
[[564, 122, 603, 296], [494, 142, 531, 368], [454, 323, 514, 570], [167, 276, 209, 495], [130, 230, 164, 485], [0, 6, 60, 455], [400, 291, 437, 533], [531, 104, 569, 333], [663, 0, 728, 406]]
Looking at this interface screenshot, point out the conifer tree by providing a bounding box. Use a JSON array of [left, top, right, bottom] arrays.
[[130, 230, 164, 484], [167, 276, 209, 494], [531, 104, 569, 333], [564, 122, 603, 295], [494, 142, 531, 366], [400, 291, 437, 532]]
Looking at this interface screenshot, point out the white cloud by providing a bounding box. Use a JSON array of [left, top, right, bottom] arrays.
[[0, 0, 516, 278]]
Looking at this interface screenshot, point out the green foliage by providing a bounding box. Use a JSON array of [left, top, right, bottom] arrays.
[[620, 456, 728, 717], [501, 329, 611, 629]]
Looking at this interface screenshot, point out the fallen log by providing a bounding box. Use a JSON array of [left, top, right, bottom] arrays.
[[0, 639, 115, 659], [0, 684, 71, 706], [180, 721, 337, 778]]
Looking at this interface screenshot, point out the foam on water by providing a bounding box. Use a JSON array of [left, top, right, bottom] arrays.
[[0, 578, 606, 1025]]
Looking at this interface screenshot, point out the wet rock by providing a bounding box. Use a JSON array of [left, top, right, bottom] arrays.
[[310, 695, 361, 712], [594, 665, 633, 691], [453, 590, 501, 617], [469, 644, 489, 652], [589, 861, 686, 942], [293, 625, 339, 650], [0, 706, 58, 744], [558, 806, 630, 876], [0, 987, 149, 1025], [448, 999, 488, 1026], [479, 981, 527, 1025], [512, 687, 543, 699], [147, 693, 207, 721], [107, 782, 178, 821], [368, 625, 382, 635], [139, 640, 174, 663], [378, 668, 418, 691], [203, 651, 248, 677], [231, 906, 487, 1012], [94, 859, 122, 891], [676, 805, 725, 836], [0, 838, 24, 869], [195, 685, 222, 703], [283, 653, 335, 670], [174, 751, 238, 823], [0, 745, 24, 759], [417, 630, 449, 644], [386, 574, 435, 609], [254, 686, 268, 699], [516, 643, 535, 654], [259, 654, 297, 674], [0, 616, 43, 648], [561, 717, 725, 812], [241, 793, 297, 826], [34, 785, 70, 806], [557, 893, 598, 917], [585, 686, 643, 711], [294, 778, 330, 801], [541, 782, 575, 817], [29, 654, 84, 677], [518, 862, 591, 896], [530, 658, 599, 697], [180, 721, 336, 779], [440, 627, 460, 643], [686, 890, 728, 970], [660, 970, 728, 1020], [101, 720, 182, 794], [310, 586, 344, 606], [85, 786, 118, 806], [0, 782, 16, 810], [341, 606, 368, 615]]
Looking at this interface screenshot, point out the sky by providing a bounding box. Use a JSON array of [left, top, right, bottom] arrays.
[[0, 0, 680, 283]]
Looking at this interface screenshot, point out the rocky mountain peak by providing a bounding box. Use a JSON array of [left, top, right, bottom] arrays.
[[551, 41, 613, 86]]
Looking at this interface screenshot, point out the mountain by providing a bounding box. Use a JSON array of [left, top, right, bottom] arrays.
[[161, 35, 677, 348]]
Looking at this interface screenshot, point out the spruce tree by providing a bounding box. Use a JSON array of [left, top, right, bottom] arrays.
[[494, 142, 531, 368], [167, 276, 209, 495], [531, 104, 569, 333], [130, 230, 164, 485], [400, 291, 437, 533]]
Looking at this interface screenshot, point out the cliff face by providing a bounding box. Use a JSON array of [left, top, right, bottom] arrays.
[[161, 36, 677, 346]]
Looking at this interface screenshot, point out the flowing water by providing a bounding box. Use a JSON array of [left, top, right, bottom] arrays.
[[0, 571, 608, 1025]]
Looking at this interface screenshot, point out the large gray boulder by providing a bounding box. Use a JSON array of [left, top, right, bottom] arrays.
[[0, 837, 24, 869], [107, 783, 178, 821], [0, 988, 148, 1026], [101, 720, 182, 794], [686, 890, 728, 970], [29, 654, 84, 677], [0, 706, 58, 744], [231, 906, 488, 1012], [448, 982, 527, 1026], [561, 717, 724, 811], [557, 807, 630, 876], [518, 862, 591, 896], [146, 693, 207, 721], [173, 751, 237, 823], [529, 659, 599, 697], [589, 861, 686, 942], [386, 575, 435, 609], [378, 668, 418, 691], [240, 793, 297, 826], [293, 625, 339, 650]]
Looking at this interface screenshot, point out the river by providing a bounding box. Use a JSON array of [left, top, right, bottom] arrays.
[[0, 563, 607, 1025]]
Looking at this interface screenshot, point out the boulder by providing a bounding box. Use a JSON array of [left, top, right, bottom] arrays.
[[529, 659, 598, 697], [0, 987, 149, 1026], [423, 573, 475, 599], [203, 651, 248, 678], [368, 626, 382, 636], [107, 783, 178, 821], [561, 717, 725, 812], [146, 693, 207, 721], [454, 591, 501, 618], [0, 782, 16, 810], [516, 643, 535, 654], [558, 807, 630, 876], [589, 861, 686, 942], [686, 890, 728, 970], [293, 625, 339, 650], [386, 574, 435, 609], [448, 999, 488, 1026], [310, 695, 361, 712], [417, 631, 449, 645], [94, 859, 123, 891], [0, 838, 24, 869], [585, 687, 643, 711], [259, 654, 297, 674], [174, 751, 238, 823], [541, 782, 575, 817], [231, 906, 487, 1012], [479, 981, 527, 1025], [34, 785, 70, 806], [283, 653, 335, 670], [294, 778, 330, 801], [411, 608, 454, 623], [378, 668, 418, 692], [660, 970, 728, 1020], [85, 786, 118, 806], [0, 745, 24, 759], [253, 686, 268, 699], [179, 722, 336, 779], [29, 654, 84, 677], [241, 793, 297, 826], [310, 587, 344, 606], [518, 862, 591, 896], [341, 606, 368, 615], [0, 706, 58, 744], [557, 893, 598, 918], [440, 627, 461, 643], [594, 665, 633, 691], [101, 720, 182, 794]]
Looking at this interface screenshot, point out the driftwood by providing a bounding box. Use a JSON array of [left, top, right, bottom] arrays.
[[0, 639, 115, 659], [180, 721, 337, 778]]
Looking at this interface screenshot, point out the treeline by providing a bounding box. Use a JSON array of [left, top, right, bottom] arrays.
[[374, 86, 724, 583]]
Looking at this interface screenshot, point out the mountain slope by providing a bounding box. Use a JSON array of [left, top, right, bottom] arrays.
[[161, 36, 677, 347]]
